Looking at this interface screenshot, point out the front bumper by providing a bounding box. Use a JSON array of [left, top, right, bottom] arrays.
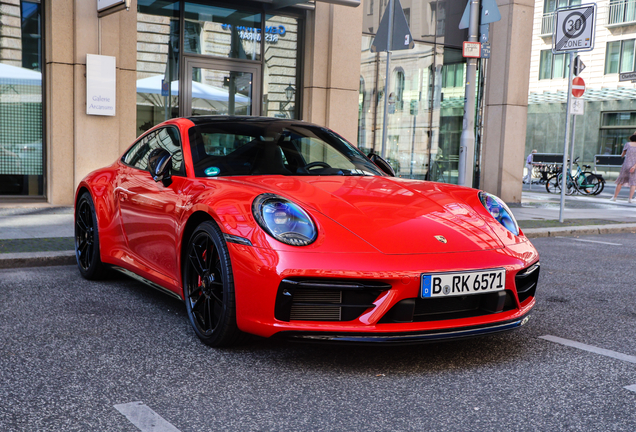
[[228, 241, 539, 339]]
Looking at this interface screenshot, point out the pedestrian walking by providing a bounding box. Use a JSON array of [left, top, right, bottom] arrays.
[[523, 149, 537, 184], [611, 134, 636, 203]]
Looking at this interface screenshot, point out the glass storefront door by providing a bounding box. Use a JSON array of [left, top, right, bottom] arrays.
[[182, 58, 260, 117]]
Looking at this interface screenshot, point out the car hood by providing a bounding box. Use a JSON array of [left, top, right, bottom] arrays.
[[225, 176, 503, 254]]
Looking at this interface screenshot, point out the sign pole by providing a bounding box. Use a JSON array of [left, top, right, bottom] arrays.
[[380, 0, 394, 159], [458, 0, 480, 187], [559, 51, 575, 223], [569, 114, 577, 175]]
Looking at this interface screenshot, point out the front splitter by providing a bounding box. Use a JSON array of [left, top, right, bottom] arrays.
[[277, 314, 531, 345]]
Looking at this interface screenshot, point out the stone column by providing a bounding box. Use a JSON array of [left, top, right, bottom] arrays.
[[45, 0, 137, 205], [480, 0, 534, 203], [302, 2, 363, 143]]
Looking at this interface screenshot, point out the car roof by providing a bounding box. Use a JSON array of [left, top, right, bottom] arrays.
[[185, 115, 316, 128]]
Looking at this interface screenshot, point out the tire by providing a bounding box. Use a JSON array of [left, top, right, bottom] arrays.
[[593, 177, 605, 195], [579, 173, 603, 195], [565, 174, 577, 195], [75, 192, 108, 280], [183, 221, 244, 347], [546, 175, 560, 194]]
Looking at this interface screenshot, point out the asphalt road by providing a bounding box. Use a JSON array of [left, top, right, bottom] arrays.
[[2, 233, 636, 431]]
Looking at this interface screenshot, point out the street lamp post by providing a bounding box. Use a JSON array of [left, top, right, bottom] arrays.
[[279, 84, 295, 117]]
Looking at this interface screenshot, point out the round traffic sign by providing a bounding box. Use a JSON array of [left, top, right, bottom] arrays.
[[572, 76, 585, 97], [562, 12, 586, 39]]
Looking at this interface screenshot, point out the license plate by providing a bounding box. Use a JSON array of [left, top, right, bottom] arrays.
[[421, 268, 506, 298]]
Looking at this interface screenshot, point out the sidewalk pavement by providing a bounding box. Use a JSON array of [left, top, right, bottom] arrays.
[[1, 189, 635, 269]]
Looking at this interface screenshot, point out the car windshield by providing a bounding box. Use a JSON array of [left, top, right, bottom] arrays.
[[188, 120, 384, 177]]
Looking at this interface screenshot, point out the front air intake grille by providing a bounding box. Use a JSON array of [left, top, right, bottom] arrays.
[[515, 262, 540, 304], [275, 279, 390, 322], [289, 290, 342, 321], [380, 291, 516, 323]]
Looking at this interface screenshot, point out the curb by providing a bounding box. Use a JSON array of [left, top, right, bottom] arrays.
[[0, 250, 76, 269], [523, 223, 636, 239]]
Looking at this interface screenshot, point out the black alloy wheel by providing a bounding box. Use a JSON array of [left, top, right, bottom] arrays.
[[183, 221, 243, 347], [75, 192, 108, 279]]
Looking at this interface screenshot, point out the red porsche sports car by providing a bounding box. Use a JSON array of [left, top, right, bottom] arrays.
[[75, 116, 539, 346]]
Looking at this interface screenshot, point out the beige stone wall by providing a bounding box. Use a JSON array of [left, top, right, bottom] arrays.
[[45, 0, 137, 205], [303, 2, 363, 144], [0, 0, 21, 66], [136, 13, 171, 80]]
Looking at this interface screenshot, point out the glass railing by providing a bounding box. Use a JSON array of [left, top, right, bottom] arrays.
[[608, 0, 636, 25], [540, 13, 555, 36]]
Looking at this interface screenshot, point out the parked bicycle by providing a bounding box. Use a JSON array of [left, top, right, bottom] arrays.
[[545, 157, 605, 195]]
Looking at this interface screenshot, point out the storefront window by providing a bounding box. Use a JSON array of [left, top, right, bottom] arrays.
[[183, 3, 261, 61], [136, 0, 180, 136], [0, 0, 43, 196], [262, 14, 299, 119]]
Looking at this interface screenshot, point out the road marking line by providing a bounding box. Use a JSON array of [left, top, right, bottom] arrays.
[[625, 385, 636, 393], [114, 401, 181, 432], [553, 236, 622, 246], [539, 335, 636, 364]]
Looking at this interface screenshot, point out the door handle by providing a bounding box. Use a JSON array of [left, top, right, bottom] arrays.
[[116, 189, 128, 202]]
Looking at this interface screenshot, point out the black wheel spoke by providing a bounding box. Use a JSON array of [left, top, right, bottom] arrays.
[[204, 237, 212, 270], [189, 250, 206, 278], [191, 293, 205, 312], [205, 297, 214, 331], [209, 288, 223, 305], [80, 208, 92, 231], [76, 218, 89, 233], [189, 286, 203, 299]]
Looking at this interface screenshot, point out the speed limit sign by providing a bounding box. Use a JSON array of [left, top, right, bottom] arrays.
[[553, 4, 596, 53]]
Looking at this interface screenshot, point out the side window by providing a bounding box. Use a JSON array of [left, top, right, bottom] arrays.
[[122, 127, 185, 176]]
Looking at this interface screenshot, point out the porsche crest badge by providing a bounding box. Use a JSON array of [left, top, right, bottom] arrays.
[[434, 235, 447, 244]]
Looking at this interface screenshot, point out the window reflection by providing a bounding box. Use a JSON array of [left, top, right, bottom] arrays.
[[184, 3, 261, 61], [136, 0, 180, 136], [0, 1, 43, 196], [263, 14, 299, 119]]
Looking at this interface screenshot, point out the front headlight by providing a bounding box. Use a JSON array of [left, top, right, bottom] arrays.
[[478, 191, 519, 236], [252, 194, 317, 246]]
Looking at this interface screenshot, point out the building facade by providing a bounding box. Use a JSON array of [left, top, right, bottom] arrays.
[[527, 0, 636, 165], [0, 0, 535, 205]]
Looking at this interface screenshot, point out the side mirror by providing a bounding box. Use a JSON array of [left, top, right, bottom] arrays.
[[367, 152, 396, 177], [148, 148, 173, 186]]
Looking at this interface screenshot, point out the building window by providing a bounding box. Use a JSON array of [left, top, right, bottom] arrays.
[[368, 0, 373, 15], [608, 0, 636, 26], [543, 0, 582, 14], [599, 111, 636, 154], [441, 63, 464, 88], [621, 39, 635, 72], [394, 69, 405, 111], [538, 49, 568, 79], [605, 39, 636, 74]]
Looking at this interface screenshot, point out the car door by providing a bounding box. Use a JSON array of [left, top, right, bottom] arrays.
[[117, 127, 188, 286]]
